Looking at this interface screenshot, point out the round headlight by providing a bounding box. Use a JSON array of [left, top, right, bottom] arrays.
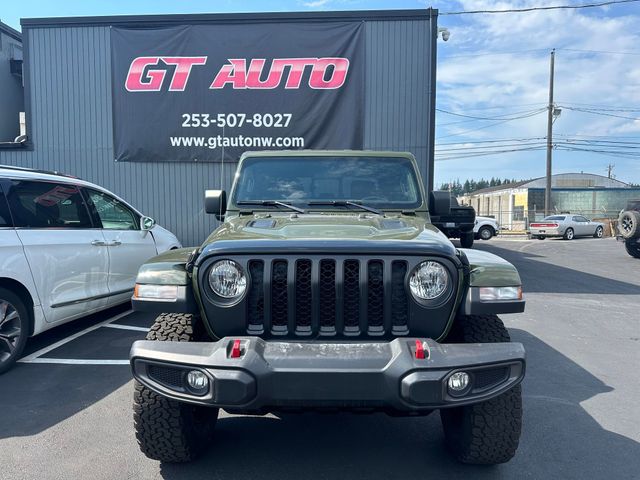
[[208, 260, 247, 298], [409, 261, 449, 300]]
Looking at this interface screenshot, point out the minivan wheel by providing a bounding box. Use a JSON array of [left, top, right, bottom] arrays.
[[0, 288, 29, 375]]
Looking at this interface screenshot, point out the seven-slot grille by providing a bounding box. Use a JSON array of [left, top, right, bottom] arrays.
[[246, 258, 410, 337]]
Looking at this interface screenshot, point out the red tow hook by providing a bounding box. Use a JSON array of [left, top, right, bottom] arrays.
[[230, 339, 242, 358], [414, 340, 428, 359]]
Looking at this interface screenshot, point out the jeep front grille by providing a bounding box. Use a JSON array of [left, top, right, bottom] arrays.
[[245, 258, 410, 337]]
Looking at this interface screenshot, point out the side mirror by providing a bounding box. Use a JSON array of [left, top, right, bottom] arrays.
[[429, 191, 452, 217], [205, 190, 227, 219], [141, 216, 156, 231]]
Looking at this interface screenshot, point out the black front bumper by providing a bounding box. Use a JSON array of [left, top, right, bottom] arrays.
[[131, 338, 525, 413]]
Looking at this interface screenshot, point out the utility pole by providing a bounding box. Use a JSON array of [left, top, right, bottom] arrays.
[[545, 49, 555, 217], [606, 163, 615, 179]]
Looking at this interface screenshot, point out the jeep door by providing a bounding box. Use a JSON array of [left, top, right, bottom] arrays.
[[83, 188, 157, 305], [5, 179, 110, 323]]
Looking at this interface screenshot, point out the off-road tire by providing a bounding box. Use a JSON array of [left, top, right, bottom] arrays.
[[563, 228, 574, 240], [440, 314, 523, 464], [625, 239, 640, 258], [133, 313, 218, 463], [619, 210, 640, 239], [460, 232, 475, 248], [0, 287, 30, 375], [593, 226, 604, 238], [478, 226, 494, 241]]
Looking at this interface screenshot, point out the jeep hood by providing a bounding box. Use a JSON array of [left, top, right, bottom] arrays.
[[199, 214, 456, 257]]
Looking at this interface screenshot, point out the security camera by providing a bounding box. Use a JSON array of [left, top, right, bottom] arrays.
[[438, 27, 451, 42]]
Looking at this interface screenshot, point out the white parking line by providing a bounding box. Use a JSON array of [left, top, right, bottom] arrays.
[[21, 358, 130, 365], [103, 323, 149, 333], [18, 309, 134, 363]]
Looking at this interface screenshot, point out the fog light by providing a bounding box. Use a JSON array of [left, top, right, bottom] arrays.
[[186, 370, 208, 391], [448, 372, 471, 396]]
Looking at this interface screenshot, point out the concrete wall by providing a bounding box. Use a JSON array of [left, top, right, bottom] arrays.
[[0, 11, 437, 247]]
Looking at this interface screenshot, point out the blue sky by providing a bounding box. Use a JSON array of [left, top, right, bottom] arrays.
[[2, 1, 640, 185]]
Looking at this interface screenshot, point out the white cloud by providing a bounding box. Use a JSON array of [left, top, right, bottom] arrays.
[[433, 0, 640, 184], [301, 0, 331, 7]]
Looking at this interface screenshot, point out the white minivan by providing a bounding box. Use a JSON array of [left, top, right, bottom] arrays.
[[0, 165, 181, 373]]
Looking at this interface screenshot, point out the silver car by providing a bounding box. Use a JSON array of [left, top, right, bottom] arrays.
[[530, 215, 604, 240]]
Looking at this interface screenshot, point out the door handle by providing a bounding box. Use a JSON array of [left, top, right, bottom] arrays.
[[106, 240, 122, 247], [91, 240, 106, 246]]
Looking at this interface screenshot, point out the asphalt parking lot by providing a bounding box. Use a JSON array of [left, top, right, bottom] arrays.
[[1, 236, 638, 480]]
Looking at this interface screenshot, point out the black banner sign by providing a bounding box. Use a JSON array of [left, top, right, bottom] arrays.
[[110, 22, 364, 162]]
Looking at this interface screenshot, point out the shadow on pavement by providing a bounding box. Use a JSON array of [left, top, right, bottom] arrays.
[[157, 329, 640, 480], [473, 243, 639, 295], [0, 304, 153, 439]]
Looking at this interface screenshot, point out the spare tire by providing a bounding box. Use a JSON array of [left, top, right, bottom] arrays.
[[619, 210, 640, 239], [429, 191, 452, 216]]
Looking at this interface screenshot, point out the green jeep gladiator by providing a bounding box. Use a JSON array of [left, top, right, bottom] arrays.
[[130, 151, 526, 465]]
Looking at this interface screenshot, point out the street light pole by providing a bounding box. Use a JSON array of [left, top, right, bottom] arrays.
[[545, 49, 555, 216]]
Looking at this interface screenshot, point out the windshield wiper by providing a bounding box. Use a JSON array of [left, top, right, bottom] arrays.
[[308, 200, 385, 217], [237, 200, 306, 214]]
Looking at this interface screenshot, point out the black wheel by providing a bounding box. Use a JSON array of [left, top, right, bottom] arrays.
[[625, 240, 640, 258], [0, 287, 29, 375], [536, 235, 546, 240], [134, 313, 218, 463], [563, 228, 574, 240], [460, 232, 474, 248], [478, 226, 494, 241], [440, 314, 523, 464], [593, 226, 604, 238], [619, 211, 640, 239]]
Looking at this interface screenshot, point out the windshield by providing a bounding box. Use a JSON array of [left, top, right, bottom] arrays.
[[231, 156, 423, 209]]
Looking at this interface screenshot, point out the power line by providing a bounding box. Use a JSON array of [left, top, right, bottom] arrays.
[[436, 136, 546, 146], [442, 103, 548, 111], [441, 0, 640, 15], [435, 146, 547, 161], [560, 105, 640, 121], [444, 48, 551, 58], [556, 47, 640, 56], [557, 102, 640, 111], [555, 132, 640, 139], [436, 110, 547, 139], [436, 107, 547, 121]]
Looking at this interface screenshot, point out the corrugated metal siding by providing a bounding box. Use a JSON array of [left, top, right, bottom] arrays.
[[364, 19, 433, 187], [0, 18, 434, 247]]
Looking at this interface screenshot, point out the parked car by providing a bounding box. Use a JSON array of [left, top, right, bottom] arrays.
[[617, 199, 640, 258], [474, 216, 499, 240], [130, 150, 526, 465], [0, 165, 181, 373], [530, 214, 604, 240]]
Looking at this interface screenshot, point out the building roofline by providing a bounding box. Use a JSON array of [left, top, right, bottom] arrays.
[[464, 172, 631, 196], [0, 20, 22, 42], [20, 9, 437, 29]]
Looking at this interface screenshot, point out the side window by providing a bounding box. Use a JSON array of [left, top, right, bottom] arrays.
[[86, 189, 138, 230], [6, 180, 92, 228], [0, 181, 13, 227], [578, 216, 589, 222]]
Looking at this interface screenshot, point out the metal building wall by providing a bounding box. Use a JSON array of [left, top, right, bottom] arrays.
[[0, 25, 24, 141], [0, 12, 436, 247]]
